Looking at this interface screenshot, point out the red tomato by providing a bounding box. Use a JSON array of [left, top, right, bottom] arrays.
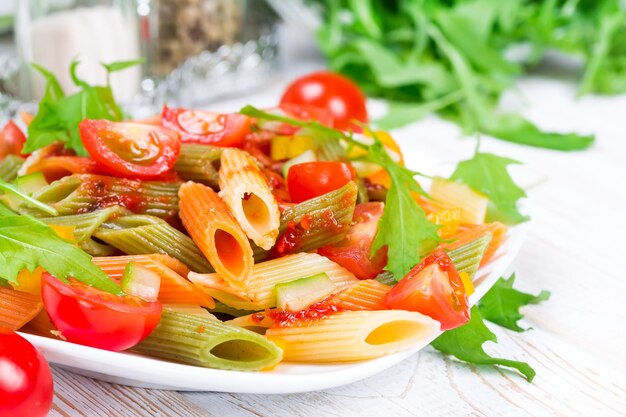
[[0, 329, 53, 417], [41, 273, 162, 351], [280, 71, 368, 131], [318, 202, 388, 279], [385, 250, 470, 330], [0, 120, 27, 158], [287, 161, 356, 203], [161, 106, 251, 147], [79, 119, 181, 180]]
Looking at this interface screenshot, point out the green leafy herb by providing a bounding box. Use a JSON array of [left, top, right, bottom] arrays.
[[240, 105, 441, 280], [0, 210, 121, 294], [0, 178, 58, 216], [311, 0, 611, 150], [478, 274, 550, 332], [450, 148, 528, 225], [23, 59, 139, 156], [431, 306, 536, 381], [368, 141, 441, 279]]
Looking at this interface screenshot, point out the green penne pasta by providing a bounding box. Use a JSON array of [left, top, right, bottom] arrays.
[[374, 271, 396, 286], [356, 178, 370, 204], [209, 302, 258, 318], [317, 138, 346, 161], [0, 155, 25, 182], [256, 181, 358, 260], [40, 205, 132, 242], [174, 144, 223, 188], [446, 234, 493, 278], [78, 238, 117, 257], [94, 215, 214, 273], [30, 174, 180, 218], [133, 309, 283, 371]]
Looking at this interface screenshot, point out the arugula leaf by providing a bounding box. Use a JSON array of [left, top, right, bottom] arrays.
[[0, 179, 58, 216], [24, 60, 137, 156], [431, 306, 536, 381], [101, 58, 145, 74], [450, 149, 528, 225], [368, 140, 441, 279], [240, 105, 441, 280], [478, 274, 550, 332], [0, 211, 121, 295], [375, 91, 463, 130]]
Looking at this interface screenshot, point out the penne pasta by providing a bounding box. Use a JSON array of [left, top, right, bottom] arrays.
[[0, 155, 25, 182], [430, 178, 488, 224], [30, 174, 180, 218], [179, 181, 254, 288], [133, 309, 283, 371], [0, 287, 44, 331], [174, 144, 222, 188], [94, 214, 214, 273], [218, 148, 280, 250], [331, 280, 392, 311], [19, 155, 102, 182], [265, 310, 439, 362], [92, 254, 215, 308], [441, 222, 506, 265], [189, 253, 359, 310]]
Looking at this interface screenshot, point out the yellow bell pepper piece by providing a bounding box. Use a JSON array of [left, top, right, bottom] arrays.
[[427, 208, 462, 238], [459, 271, 475, 296], [270, 135, 316, 160]]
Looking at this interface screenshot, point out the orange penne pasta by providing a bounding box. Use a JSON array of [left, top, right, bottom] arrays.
[[0, 287, 43, 331], [22, 156, 102, 182], [440, 222, 507, 265], [23, 309, 63, 340], [179, 181, 253, 289], [218, 148, 280, 250], [331, 280, 392, 311], [92, 254, 215, 307]]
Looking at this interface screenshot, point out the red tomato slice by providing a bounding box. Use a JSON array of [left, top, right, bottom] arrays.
[[385, 250, 470, 330], [280, 71, 368, 131], [0, 120, 27, 158], [79, 119, 181, 180], [318, 202, 388, 279], [41, 273, 162, 351], [287, 161, 356, 203], [161, 106, 251, 147], [0, 329, 53, 417]]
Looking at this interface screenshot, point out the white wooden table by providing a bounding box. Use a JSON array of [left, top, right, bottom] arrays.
[[48, 29, 626, 417]]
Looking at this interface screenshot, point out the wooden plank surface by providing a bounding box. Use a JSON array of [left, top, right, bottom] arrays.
[[43, 30, 626, 416]]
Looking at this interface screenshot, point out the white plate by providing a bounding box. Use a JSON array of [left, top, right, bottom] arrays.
[[19, 219, 527, 393]]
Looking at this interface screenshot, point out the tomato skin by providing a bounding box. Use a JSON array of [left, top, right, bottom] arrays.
[[41, 273, 162, 351], [287, 161, 356, 203], [267, 103, 334, 135], [318, 202, 388, 279], [280, 71, 368, 131], [80, 119, 181, 180], [0, 121, 27, 158], [161, 106, 251, 147], [385, 250, 470, 330], [0, 330, 53, 417]]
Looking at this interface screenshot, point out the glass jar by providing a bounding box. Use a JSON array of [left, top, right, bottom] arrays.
[[14, 0, 141, 102], [138, 0, 279, 107]]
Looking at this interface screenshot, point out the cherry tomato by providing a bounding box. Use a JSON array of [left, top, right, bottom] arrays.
[[318, 202, 388, 279], [287, 161, 356, 203], [0, 329, 53, 417], [161, 106, 251, 147], [79, 119, 181, 180], [0, 120, 27, 158], [280, 71, 368, 131], [41, 273, 162, 351], [385, 250, 470, 330]]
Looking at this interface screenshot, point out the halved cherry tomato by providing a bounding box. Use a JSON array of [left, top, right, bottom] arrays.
[[162, 106, 251, 147], [318, 202, 388, 279], [385, 250, 470, 330], [287, 161, 356, 203], [280, 71, 368, 131], [41, 273, 162, 351], [0, 329, 53, 417], [79, 119, 181, 180], [0, 120, 27, 158]]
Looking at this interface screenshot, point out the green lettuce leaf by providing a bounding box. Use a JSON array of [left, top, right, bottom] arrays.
[[478, 274, 550, 332]]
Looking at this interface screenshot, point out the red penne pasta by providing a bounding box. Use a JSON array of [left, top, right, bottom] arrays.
[[0, 286, 44, 331], [179, 181, 254, 289]]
